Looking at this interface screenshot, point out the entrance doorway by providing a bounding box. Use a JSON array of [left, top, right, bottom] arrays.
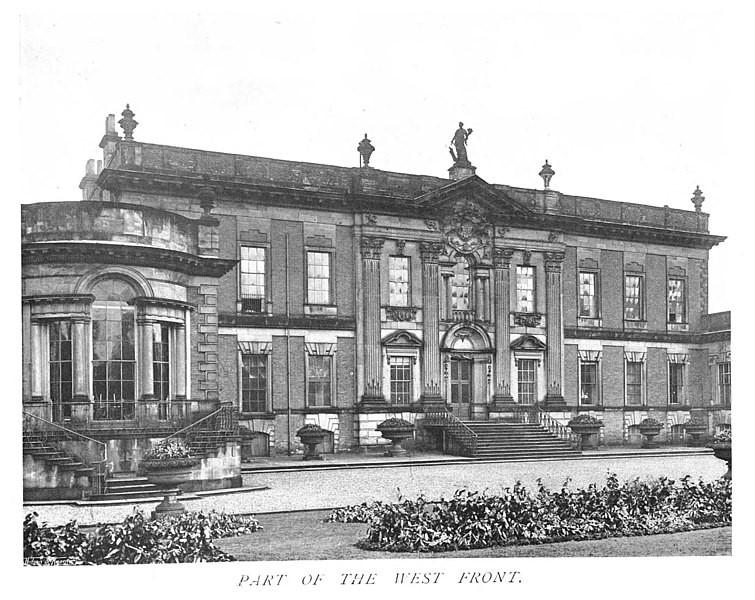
[[449, 358, 472, 419]]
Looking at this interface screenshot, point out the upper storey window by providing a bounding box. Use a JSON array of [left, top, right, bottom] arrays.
[[451, 255, 470, 310], [389, 256, 410, 307], [578, 271, 599, 318], [240, 246, 266, 313], [667, 278, 686, 323], [307, 251, 332, 305], [624, 274, 644, 320], [516, 266, 535, 313]]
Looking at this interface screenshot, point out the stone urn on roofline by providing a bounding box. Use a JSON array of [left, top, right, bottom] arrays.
[[141, 440, 200, 519]]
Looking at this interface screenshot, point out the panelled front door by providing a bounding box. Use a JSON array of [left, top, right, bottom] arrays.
[[449, 358, 472, 419]]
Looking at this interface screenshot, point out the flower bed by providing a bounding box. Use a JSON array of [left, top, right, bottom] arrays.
[[24, 510, 262, 565], [327, 474, 731, 553]]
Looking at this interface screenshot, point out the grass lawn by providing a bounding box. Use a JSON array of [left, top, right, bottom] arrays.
[[215, 509, 732, 560]]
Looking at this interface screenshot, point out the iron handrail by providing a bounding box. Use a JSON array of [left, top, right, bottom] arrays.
[[423, 408, 478, 455], [163, 406, 225, 441], [531, 405, 578, 448], [23, 411, 108, 495]]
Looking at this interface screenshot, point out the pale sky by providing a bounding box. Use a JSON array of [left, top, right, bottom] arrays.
[[16, 2, 746, 313]]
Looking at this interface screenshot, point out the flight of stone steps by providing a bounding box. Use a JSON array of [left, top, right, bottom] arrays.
[[462, 421, 581, 460]]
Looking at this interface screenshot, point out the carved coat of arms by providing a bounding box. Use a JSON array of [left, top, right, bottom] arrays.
[[442, 199, 492, 255]]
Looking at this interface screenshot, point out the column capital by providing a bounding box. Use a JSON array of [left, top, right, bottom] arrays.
[[360, 236, 385, 259], [419, 241, 445, 263], [493, 247, 515, 268], [544, 251, 565, 272]]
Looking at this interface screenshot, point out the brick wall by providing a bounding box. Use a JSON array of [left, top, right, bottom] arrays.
[[689, 258, 702, 330], [271, 335, 305, 411], [646, 255, 666, 330], [646, 347, 667, 406], [335, 226, 355, 318], [689, 348, 710, 407], [217, 334, 238, 405], [271, 220, 304, 316], [602, 345, 625, 407], [601, 250, 623, 329], [563, 246, 577, 327]]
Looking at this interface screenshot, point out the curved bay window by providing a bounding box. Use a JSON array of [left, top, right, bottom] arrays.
[[91, 279, 136, 420]]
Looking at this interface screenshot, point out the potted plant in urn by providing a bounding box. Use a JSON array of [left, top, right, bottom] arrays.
[[141, 440, 199, 519], [297, 424, 329, 461], [708, 428, 732, 480], [683, 417, 708, 446], [638, 418, 664, 448], [376, 418, 415, 456], [567, 414, 603, 450]]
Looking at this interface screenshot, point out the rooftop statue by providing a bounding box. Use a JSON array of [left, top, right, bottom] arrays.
[[449, 122, 473, 166], [357, 134, 375, 167]]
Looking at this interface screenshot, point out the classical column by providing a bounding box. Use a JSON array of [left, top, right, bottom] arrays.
[[71, 317, 90, 401], [360, 236, 385, 404], [492, 248, 515, 405], [30, 321, 44, 402], [544, 251, 567, 407], [138, 318, 155, 400], [174, 323, 187, 401], [420, 242, 445, 406]]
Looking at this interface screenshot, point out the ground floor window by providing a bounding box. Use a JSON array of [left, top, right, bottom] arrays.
[[49, 321, 73, 420], [517, 359, 537, 405], [389, 356, 412, 405], [668, 362, 684, 404], [718, 362, 731, 405], [625, 355, 644, 406], [241, 354, 268, 413], [580, 362, 599, 405], [307, 355, 333, 407]]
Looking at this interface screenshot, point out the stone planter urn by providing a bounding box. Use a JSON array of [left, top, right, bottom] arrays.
[[709, 444, 732, 480], [639, 418, 664, 449], [567, 416, 603, 450], [377, 418, 415, 457], [297, 425, 328, 461], [142, 456, 200, 519], [683, 420, 707, 446]]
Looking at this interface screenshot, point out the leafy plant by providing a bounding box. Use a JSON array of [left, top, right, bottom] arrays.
[[568, 414, 603, 426], [297, 424, 325, 436], [24, 510, 262, 565], [327, 473, 731, 553], [684, 417, 706, 427], [143, 440, 194, 460], [377, 418, 414, 430], [712, 429, 731, 444]]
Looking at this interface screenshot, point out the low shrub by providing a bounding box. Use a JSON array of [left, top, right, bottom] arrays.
[[327, 473, 731, 553], [377, 418, 414, 431], [143, 440, 194, 460], [24, 510, 262, 565]]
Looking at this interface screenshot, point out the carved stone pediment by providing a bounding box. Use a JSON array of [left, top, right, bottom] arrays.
[[510, 334, 547, 351], [382, 330, 422, 347], [441, 199, 492, 255]]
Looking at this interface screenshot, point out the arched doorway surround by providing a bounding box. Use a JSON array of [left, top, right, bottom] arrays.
[[441, 323, 492, 420]]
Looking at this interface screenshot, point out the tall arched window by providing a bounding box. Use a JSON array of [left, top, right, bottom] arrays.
[[91, 278, 136, 420], [451, 254, 471, 311]]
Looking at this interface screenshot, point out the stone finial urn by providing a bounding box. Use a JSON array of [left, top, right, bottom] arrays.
[[567, 414, 603, 450], [297, 424, 329, 461], [376, 418, 415, 457]]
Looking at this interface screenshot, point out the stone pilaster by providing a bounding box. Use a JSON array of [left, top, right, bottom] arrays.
[[71, 317, 90, 401], [544, 251, 566, 407], [360, 236, 386, 404], [420, 242, 445, 406], [30, 321, 44, 402], [174, 323, 187, 400], [492, 248, 515, 405], [138, 318, 155, 400]]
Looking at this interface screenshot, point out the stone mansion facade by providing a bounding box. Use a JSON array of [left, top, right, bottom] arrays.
[[21, 107, 731, 474]]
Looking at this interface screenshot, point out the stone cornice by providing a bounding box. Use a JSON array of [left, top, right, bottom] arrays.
[[564, 326, 731, 345], [128, 296, 196, 312], [22, 242, 238, 278]]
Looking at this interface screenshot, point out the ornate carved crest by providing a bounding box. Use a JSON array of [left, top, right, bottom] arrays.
[[441, 199, 492, 255]]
